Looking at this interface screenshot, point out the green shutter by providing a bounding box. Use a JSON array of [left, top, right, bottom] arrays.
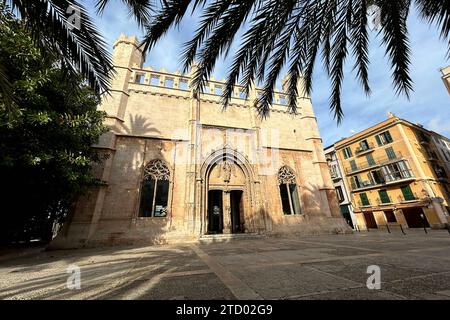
[[343, 149, 348, 159], [350, 160, 357, 171], [375, 135, 382, 146], [366, 154, 376, 166], [401, 185, 415, 201], [340, 205, 350, 215], [343, 147, 353, 159], [360, 193, 370, 206], [385, 131, 393, 143], [386, 147, 396, 160], [378, 190, 390, 204]]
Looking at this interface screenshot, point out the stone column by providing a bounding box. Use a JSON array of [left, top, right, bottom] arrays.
[[186, 64, 202, 236], [222, 191, 232, 234]]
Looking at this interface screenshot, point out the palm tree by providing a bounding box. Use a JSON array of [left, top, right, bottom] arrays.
[[1, 0, 155, 103], [143, 0, 450, 121]]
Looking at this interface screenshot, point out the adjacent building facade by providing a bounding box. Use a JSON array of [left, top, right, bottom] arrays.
[[441, 66, 450, 95], [50, 35, 349, 248], [431, 132, 450, 176], [324, 145, 356, 229], [330, 113, 450, 231]]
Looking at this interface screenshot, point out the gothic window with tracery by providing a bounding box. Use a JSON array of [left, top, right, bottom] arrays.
[[139, 160, 170, 217], [278, 166, 302, 215]]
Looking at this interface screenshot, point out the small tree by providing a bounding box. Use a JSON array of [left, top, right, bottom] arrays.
[[0, 8, 107, 244]]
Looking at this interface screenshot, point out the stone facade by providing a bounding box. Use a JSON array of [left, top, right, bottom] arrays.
[[50, 35, 349, 249]]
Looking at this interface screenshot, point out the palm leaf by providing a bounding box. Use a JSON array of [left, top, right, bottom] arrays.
[[7, 0, 113, 94], [96, 0, 156, 28]]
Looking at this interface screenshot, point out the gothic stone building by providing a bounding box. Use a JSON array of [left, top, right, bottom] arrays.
[[51, 35, 349, 248]]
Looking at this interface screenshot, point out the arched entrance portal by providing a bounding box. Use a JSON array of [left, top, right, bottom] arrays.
[[207, 160, 246, 234], [200, 148, 256, 235]]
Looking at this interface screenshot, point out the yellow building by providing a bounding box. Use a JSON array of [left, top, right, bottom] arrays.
[[334, 113, 450, 231], [441, 66, 450, 94]]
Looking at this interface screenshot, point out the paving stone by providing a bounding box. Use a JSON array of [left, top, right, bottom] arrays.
[[1, 232, 450, 300]]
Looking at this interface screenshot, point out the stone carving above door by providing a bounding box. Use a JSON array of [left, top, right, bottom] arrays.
[[210, 160, 245, 186]]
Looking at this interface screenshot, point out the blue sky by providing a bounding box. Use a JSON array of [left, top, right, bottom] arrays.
[[86, 2, 450, 147]]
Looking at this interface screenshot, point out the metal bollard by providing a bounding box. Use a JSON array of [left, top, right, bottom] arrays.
[[400, 224, 406, 235], [385, 223, 391, 234], [420, 214, 428, 234]]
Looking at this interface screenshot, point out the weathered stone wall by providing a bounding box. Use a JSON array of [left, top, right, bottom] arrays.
[[50, 34, 349, 249]]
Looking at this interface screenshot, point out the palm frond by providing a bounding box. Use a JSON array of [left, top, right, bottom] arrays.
[[415, 0, 450, 57], [96, 0, 156, 28], [8, 0, 113, 94], [378, 0, 413, 97], [142, 0, 205, 53], [350, 0, 371, 95]]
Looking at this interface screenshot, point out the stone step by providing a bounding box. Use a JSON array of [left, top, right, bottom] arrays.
[[199, 233, 265, 243]]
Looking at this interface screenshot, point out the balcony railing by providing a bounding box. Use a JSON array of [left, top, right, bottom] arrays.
[[417, 134, 431, 145], [345, 152, 404, 174], [355, 142, 375, 156], [351, 169, 414, 191], [384, 169, 414, 183], [330, 172, 341, 180], [435, 168, 448, 179], [428, 154, 438, 161], [352, 180, 375, 190]]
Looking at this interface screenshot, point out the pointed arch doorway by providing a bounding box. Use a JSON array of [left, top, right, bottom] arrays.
[[201, 148, 256, 235]]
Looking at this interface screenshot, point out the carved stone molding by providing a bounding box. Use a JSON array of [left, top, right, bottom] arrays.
[[144, 159, 170, 181], [278, 166, 296, 185]]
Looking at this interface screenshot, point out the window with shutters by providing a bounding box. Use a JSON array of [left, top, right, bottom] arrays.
[[360, 193, 370, 206], [335, 186, 345, 202], [370, 170, 385, 184], [351, 175, 363, 189], [376, 131, 394, 146], [401, 185, 416, 201], [343, 147, 353, 159], [382, 161, 412, 182], [378, 190, 391, 204], [366, 154, 376, 166], [350, 160, 358, 171], [385, 147, 397, 160], [360, 140, 370, 151]]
